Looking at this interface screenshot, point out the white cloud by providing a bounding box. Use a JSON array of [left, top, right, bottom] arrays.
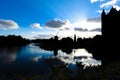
[[91, 0, 120, 13], [90, 0, 104, 3], [31, 23, 43, 29], [0, 19, 19, 30], [113, 5, 120, 11], [90, 0, 98, 3], [98, 0, 120, 12], [100, 0, 118, 8]]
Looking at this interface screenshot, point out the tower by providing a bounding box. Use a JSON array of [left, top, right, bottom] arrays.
[[74, 34, 76, 43], [102, 7, 120, 41], [101, 9, 106, 37]]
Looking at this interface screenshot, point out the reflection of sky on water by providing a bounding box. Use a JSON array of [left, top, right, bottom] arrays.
[[0, 47, 18, 64], [0, 44, 101, 66], [56, 49, 101, 70], [27, 45, 101, 67], [15, 44, 53, 63], [27, 44, 101, 71], [0, 44, 101, 74]]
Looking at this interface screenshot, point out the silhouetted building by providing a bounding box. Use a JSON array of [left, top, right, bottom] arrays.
[[101, 7, 120, 61], [102, 7, 120, 43]]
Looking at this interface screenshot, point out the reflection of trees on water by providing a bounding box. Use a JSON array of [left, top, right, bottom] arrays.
[[53, 49, 73, 56], [61, 49, 72, 54]]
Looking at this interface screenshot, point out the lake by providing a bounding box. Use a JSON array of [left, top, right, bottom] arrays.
[[0, 43, 101, 76]]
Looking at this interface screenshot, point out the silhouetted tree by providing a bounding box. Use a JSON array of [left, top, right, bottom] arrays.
[[0, 35, 30, 46]]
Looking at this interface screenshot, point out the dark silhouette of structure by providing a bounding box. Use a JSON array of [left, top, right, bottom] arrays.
[[86, 7, 120, 63], [101, 7, 120, 61], [88, 7, 120, 63], [102, 7, 120, 43]]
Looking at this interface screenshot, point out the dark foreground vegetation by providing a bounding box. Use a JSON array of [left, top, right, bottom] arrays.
[[0, 59, 120, 80]]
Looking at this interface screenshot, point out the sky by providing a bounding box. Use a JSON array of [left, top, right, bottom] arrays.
[[0, 0, 120, 39]]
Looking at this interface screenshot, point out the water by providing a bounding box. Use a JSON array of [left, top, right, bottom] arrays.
[[0, 43, 101, 75]]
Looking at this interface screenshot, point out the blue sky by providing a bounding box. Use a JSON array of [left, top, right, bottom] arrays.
[[0, 0, 120, 39]]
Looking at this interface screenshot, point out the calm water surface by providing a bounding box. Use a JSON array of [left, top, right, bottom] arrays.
[[0, 43, 101, 74]]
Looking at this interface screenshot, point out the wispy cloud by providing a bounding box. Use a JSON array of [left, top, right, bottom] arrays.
[[74, 28, 88, 32], [0, 19, 19, 30], [87, 17, 101, 23], [90, 0, 104, 3], [33, 34, 54, 39], [31, 23, 43, 29], [59, 27, 70, 31], [96, 10, 103, 13], [93, 0, 120, 13], [90, 28, 101, 32], [31, 30, 57, 39], [100, 0, 118, 8]]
